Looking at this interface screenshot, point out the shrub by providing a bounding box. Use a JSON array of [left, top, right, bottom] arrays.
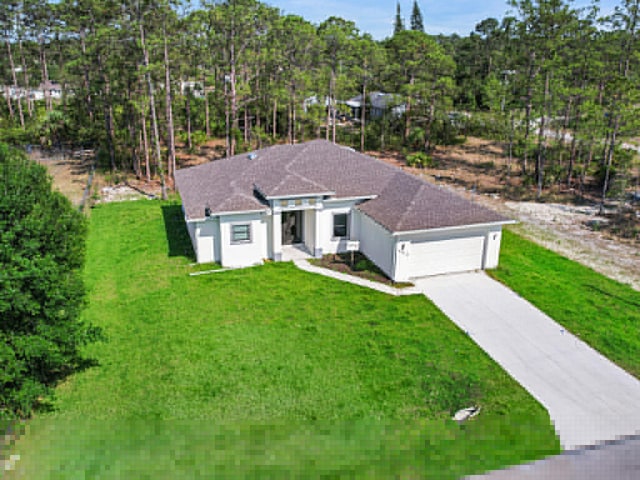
[[0, 144, 101, 418], [406, 152, 435, 168]]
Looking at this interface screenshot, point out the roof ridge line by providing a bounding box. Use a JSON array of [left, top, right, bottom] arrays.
[[394, 175, 425, 230], [282, 142, 331, 193]]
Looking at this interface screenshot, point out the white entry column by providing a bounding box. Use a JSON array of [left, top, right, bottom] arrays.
[[313, 207, 322, 258], [273, 211, 282, 261]]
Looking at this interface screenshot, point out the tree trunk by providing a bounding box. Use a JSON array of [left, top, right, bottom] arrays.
[[141, 106, 151, 182], [508, 112, 514, 176], [229, 32, 238, 156], [600, 114, 620, 213], [404, 74, 415, 142], [140, 22, 167, 199], [186, 91, 192, 151], [138, 130, 144, 179], [203, 72, 210, 137], [96, 51, 116, 171], [4, 85, 14, 121], [5, 40, 24, 128], [424, 90, 437, 153], [292, 94, 297, 144], [18, 40, 32, 117], [39, 36, 52, 112], [522, 52, 537, 175], [272, 98, 277, 139], [80, 30, 93, 122], [360, 82, 366, 152], [567, 100, 581, 188], [163, 29, 176, 185], [224, 77, 230, 157], [244, 107, 249, 144], [535, 71, 550, 200], [326, 76, 332, 141], [331, 73, 337, 144]]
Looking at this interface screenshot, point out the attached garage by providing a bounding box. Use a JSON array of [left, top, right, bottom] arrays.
[[392, 225, 506, 281], [405, 235, 485, 278]]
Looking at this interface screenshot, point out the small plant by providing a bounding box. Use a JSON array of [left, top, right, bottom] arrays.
[[354, 259, 372, 271], [406, 152, 434, 168]]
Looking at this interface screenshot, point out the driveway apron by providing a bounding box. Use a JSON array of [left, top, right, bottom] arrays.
[[413, 272, 640, 450]]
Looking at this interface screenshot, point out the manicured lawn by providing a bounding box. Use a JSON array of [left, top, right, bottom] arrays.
[[491, 229, 640, 379], [6, 201, 559, 479]]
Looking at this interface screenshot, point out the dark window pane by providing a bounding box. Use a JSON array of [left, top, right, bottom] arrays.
[[333, 213, 348, 237], [232, 224, 251, 242]]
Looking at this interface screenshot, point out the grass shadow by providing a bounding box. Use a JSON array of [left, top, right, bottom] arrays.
[[584, 284, 640, 309], [161, 204, 196, 261]]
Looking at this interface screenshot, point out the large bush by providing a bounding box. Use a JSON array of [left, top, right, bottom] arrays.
[[0, 144, 100, 418]]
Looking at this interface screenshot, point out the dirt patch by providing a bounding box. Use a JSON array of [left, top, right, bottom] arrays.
[[31, 148, 92, 206], [176, 138, 227, 168]]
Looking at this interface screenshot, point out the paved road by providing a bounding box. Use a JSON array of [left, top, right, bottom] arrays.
[[414, 272, 640, 450], [467, 436, 640, 479]]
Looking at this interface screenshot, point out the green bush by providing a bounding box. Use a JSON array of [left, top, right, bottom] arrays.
[[406, 152, 435, 168], [0, 144, 101, 419]]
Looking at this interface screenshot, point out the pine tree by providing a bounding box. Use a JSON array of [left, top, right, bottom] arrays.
[[394, 2, 404, 35], [410, 0, 424, 32]]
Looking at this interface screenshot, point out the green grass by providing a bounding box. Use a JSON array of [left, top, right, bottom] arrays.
[[4, 202, 559, 479], [491, 229, 640, 379]]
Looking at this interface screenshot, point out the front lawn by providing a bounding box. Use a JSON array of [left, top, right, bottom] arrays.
[[491, 229, 640, 378], [6, 201, 559, 479]]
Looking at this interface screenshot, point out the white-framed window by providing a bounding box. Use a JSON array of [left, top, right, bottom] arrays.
[[231, 224, 251, 243], [333, 213, 349, 238]]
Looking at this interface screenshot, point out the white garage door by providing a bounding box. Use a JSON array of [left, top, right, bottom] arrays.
[[407, 235, 485, 278]]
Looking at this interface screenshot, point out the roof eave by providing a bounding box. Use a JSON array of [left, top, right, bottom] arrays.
[[263, 191, 336, 200], [324, 194, 378, 203], [390, 219, 517, 236], [186, 207, 269, 222]]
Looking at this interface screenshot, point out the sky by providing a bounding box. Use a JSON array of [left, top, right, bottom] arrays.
[[266, 0, 620, 40]]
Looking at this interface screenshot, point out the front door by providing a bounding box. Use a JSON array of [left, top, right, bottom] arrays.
[[282, 211, 303, 245]]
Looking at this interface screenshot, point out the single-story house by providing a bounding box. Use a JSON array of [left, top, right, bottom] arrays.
[[175, 140, 513, 282], [346, 92, 406, 120]]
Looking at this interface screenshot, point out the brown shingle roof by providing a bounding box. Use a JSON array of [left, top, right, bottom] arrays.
[[174, 140, 510, 232]]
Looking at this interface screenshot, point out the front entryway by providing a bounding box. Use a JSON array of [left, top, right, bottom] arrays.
[[282, 211, 303, 245]]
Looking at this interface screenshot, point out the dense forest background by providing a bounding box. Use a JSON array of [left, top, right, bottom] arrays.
[[1, 0, 638, 202]]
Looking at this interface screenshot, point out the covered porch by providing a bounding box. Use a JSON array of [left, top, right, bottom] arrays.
[[271, 204, 322, 262]]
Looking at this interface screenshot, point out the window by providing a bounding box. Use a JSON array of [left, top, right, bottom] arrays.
[[231, 224, 251, 243], [333, 213, 349, 238]]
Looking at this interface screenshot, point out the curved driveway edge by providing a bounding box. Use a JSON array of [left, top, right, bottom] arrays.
[[413, 272, 640, 450]]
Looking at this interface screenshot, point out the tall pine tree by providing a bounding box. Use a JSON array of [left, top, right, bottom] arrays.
[[394, 2, 404, 35], [411, 0, 424, 32]]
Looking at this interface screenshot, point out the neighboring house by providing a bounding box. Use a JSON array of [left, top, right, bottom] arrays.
[[175, 140, 513, 281], [32, 81, 62, 101], [346, 91, 406, 120], [2, 81, 63, 101]]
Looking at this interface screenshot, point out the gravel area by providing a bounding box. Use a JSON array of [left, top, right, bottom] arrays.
[[479, 197, 640, 291]]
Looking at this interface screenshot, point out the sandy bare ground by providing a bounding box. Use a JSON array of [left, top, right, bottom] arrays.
[[483, 197, 640, 291], [31, 148, 92, 207]]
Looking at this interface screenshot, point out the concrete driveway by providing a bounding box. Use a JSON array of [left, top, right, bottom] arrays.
[[413, 272, 640, 450]]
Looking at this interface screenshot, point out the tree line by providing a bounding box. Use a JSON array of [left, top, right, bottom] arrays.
[[1, 0, 638, 202]]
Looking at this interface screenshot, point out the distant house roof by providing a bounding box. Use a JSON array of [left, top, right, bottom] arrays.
[[175, 140, 508, 233], [346, 91, 404, 110]]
